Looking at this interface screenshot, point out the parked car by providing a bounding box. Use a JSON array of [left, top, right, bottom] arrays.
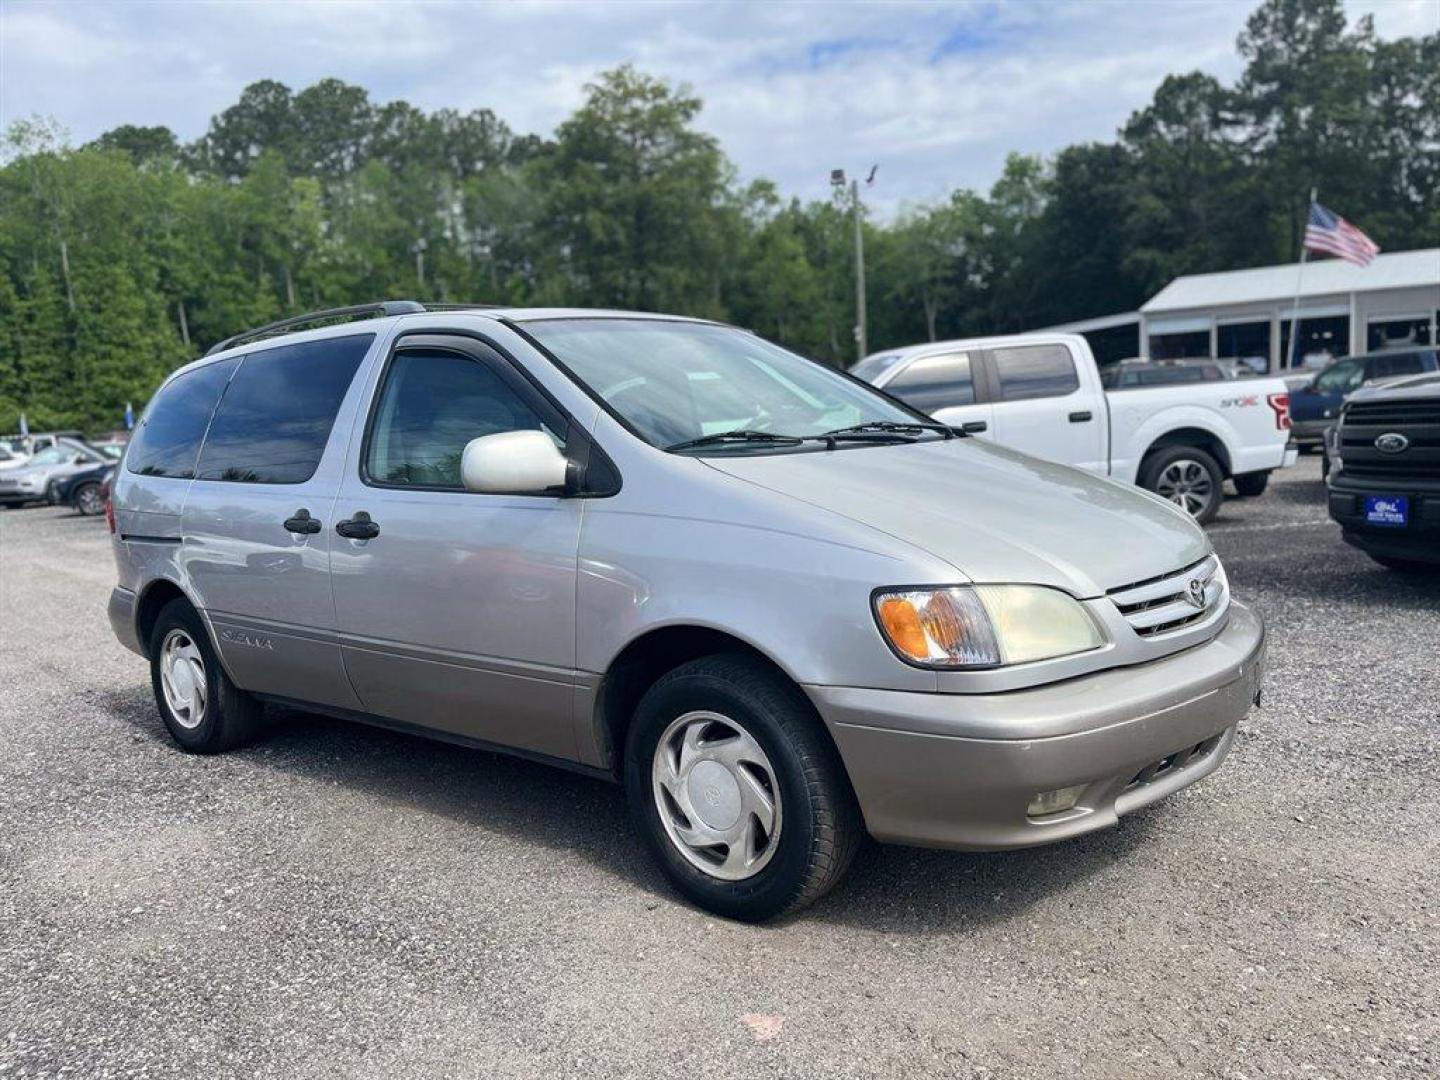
[[107, 302, 1266, 920], [1289, 347, 1439, 450], [0, 438, 109, 507], [53, 460, 115, 516], [855, 333, 1296, 522], [1099, 358, 1239, 389], [91, 439, 128, 461], [0, 443, 28, 471], [1326, 372, 1440, 573]]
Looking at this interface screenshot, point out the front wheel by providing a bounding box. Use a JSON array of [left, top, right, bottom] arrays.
[[625, 654, 862, 922], [1232, 471, 1270, 498], [149, 599, 265, 753], [72, 481, 104, 516], [1141, 446, 1224, 524]]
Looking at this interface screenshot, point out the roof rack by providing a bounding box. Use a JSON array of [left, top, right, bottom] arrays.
[[205, 300, 431, 356]]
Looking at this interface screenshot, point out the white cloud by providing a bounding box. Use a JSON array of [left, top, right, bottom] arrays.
[[1, 0, 1430, 216]]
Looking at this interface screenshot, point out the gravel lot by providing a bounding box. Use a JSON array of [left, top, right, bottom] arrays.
[[2, 455, 1437, 1079]]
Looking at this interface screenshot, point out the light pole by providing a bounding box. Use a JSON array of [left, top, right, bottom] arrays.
[[831, 165, 877, 363]]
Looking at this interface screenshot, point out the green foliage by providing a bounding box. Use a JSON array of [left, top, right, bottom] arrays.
[[0, 0, 1434, 432]]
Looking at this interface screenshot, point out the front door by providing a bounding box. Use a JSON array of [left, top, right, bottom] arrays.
[[329, 332, 584, 762], [181, 332, 377, 710], [983, 342, 1108, 474]]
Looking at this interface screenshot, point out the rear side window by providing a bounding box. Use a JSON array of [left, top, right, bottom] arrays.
[[126, 358, 238, 478], [1367, 353, 1424, 380], [991, 344, 1080, 401], [884, 352, 974, 413], [196, 334, 372, 484], [365, 346, 565, 489]]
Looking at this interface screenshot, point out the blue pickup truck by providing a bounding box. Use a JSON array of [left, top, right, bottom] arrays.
[[1290, 347, 1439, 449]]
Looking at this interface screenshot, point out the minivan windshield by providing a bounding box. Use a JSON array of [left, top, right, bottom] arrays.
[[524, 319, 923, 451]]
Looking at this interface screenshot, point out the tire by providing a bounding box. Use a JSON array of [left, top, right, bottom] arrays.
[[1141, 446, 1224, 524], [1370, 555, 1439, 576], [1232, 471, 1270, 498], [72, 481, 103, 516], [1321, 454, 1331, 481], [45, 481, 61, 505], [624, 653, 862, 922], [148, 598, 265, 753]]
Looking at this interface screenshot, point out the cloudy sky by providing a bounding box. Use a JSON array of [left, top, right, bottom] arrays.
[[2, 0, 1434, 215]]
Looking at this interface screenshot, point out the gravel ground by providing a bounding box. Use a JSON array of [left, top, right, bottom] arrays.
[[1, 455, 1437, 1079]]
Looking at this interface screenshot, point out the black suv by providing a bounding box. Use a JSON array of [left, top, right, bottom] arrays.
[[1327, 373, 1440, 572]]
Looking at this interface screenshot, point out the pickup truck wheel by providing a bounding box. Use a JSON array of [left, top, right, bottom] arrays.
[[148, 599, 265, 754], [625, 653, 862, 922], [1142, 447, 1223, 524], [1232, 471, 1270, 498]]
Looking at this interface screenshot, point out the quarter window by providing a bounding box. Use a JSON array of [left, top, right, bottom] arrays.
[[884, 353, 975, 413], [990, 344, 1080, 401], [196, 334, 371, 484], [366, 347, 564, 488], [126, 358, 238, 478]]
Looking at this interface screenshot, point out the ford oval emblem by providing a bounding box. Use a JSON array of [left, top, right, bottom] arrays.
[[1186, 579, 1207, 609], [1374, 432, 1410, 454]]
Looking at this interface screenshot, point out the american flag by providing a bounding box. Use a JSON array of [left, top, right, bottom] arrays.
[[1303, 202, 1380, 267]]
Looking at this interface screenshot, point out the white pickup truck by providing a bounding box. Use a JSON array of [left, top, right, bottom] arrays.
[[853, 333, 1297, 523]]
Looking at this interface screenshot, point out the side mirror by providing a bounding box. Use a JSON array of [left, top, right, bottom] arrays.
[[73, 454, 88, 465], [461, 430, 570, 495]]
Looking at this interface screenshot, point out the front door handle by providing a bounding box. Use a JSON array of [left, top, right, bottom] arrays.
[[283, 509, 322, 535], [335, 511, 380, 540], [962, 420, 988, 433], [1069, 410, 1093, 423]]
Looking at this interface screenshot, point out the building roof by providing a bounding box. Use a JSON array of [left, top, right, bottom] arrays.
[[1140, 248, 1440, 314]]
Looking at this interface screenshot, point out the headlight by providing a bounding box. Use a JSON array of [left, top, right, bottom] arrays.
[[873, 585, 1106, 669]]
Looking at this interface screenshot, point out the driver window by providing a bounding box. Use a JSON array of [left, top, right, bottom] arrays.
[[366, 348, 565, 488], [1314, 360, 1361, 394]]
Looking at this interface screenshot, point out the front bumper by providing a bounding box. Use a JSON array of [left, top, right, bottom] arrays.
[[1328, 473, 1440, 565], [807, 604, 1265, 851], [1290, 418, 1332, 444]]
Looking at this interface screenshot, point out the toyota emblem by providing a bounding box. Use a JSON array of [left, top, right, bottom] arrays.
[[1186, 579, 1207, 609], [1374, 432, 1410, 454]]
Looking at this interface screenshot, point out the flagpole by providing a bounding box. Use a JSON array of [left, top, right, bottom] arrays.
[[1285, 186, 1317, 371]]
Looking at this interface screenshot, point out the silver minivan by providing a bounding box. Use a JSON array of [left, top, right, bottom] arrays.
[[108, 303, 1265, 920]]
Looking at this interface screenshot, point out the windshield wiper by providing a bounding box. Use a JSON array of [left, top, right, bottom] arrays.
[[665, 430, 807, 452], [820, 420, 961, 440]]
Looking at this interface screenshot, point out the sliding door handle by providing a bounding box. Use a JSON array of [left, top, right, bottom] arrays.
[[335, 511, 380, 540]]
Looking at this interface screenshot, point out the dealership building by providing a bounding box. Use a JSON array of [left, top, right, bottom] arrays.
[[1046, 247, 1440, 370]]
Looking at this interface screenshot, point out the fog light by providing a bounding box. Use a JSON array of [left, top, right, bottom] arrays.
[[1027, 784, 1086, 818]]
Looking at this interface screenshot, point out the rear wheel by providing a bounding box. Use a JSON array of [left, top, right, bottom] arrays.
[[72, 481, 104, 516], [148, 598, 265, 753], [1141, 446, 1224, 524], [1232, 471, 1270, 497], [624, 654, 862, 922]]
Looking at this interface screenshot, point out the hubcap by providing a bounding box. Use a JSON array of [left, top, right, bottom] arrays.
[[1155, 459, 1215, 517], [651, 710, 782, 881], [159, 628, 208, 730], [77, 486, 101, 515]]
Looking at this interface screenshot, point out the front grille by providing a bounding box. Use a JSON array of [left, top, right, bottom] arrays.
[[1108, 554, 1227, 638], [1124, 735, 1224, 792], [1345, 399, 1440, 427], [1339, 397, 1440, 481]]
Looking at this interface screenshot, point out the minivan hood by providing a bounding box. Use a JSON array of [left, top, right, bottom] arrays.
[[703, 438, 1209, 598]]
